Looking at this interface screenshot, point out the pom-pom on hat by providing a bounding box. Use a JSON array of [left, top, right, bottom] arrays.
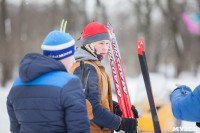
[[41, 31, 75, 60], [82, 21, 110, 45]]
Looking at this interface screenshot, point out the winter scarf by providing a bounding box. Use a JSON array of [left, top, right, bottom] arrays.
[[81, 43, 103, 61]]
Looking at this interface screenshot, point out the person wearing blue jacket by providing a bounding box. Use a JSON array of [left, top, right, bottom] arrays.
[[171, 84, 200, 127], [7, 31, 90, 133], [70, 21, 138, 133]]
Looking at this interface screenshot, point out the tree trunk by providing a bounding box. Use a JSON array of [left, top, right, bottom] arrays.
[[134, 0, 154, 71], [64, 0, 74, 32], [0, 0, 12, 87], [51, 0, 57, 30], [94, 0, 108, 24]]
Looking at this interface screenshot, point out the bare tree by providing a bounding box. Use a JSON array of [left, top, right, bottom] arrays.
[[78, 0, 89, 26], [18, 0, 27, 57], [132, 0, 155, 71], [64, 0, 76, 32], [198, 0, 200, 9], [64, 0, 88, 32], [94, 0, 108, 24], [0, 0, 12, 86], [51, 0, 57, 29], [64, 0, 88, 43], [156, 0, 187, 77]]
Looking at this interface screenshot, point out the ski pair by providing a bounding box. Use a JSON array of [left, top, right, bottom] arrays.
[[137, 38, 162, 133], [107, 23, 135, 119]]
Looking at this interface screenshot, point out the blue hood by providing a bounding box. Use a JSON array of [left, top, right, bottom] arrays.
[[19, 53, 66, 82]]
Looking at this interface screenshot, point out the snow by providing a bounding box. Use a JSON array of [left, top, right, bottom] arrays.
[[1, 71, 200, 132], [0, 81, 12, 133]]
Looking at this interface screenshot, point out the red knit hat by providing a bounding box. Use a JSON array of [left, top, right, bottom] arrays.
[[82, 22, 110, 45]]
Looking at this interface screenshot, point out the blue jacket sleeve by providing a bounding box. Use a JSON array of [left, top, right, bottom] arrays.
[[60, 78, 90, 133], [171, 85, 200, 122], [7, 99, 20, 133], [74, 64, 120, 130]]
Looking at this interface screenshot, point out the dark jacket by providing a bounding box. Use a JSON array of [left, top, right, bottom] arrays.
[[70, 48, 120, 133], [171, 85, 200, 122], [7, 53, 90, 133]]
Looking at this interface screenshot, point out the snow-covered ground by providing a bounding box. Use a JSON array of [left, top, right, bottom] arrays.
[[1, 72, 200, 133], [0, 81, 12, 133]]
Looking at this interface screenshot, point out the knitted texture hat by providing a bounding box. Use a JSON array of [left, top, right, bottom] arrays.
[[82, 22, 110, 45], [41, 31, 75, 60]]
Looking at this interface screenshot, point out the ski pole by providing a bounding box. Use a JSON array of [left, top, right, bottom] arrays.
[[137, 39, 162, 133]]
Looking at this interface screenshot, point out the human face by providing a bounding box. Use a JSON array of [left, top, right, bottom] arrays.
[[93, 40, 110, 59]]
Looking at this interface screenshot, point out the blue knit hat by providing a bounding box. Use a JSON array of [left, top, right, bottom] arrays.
[[41, 31, 75, 60]]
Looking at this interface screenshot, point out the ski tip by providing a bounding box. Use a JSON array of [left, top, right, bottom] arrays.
[[137, 41, 143, 55], [107, 22, 113, 32], [140, 37, 145, 52], [107, 22, 111, 26], [107, 22, 111, 29]]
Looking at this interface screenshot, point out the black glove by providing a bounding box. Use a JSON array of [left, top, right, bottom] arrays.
[[116, 117, 138, 133], [79, 61, 90, 98], [196, 122, 200, 128], [131, 105, 139, 119], [114, 104, 122, 117], [114, 104, 139, 119]]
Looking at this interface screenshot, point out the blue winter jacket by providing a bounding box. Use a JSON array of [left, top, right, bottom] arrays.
[[171, 85, 200, 122], [7, 53, 90, 133]]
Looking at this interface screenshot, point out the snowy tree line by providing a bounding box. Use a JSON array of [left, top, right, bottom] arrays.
[[0, 0, 200, 87]]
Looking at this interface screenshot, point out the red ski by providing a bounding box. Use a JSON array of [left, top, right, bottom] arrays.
[[107, 23, 135, 119], [107, 37, 128, 118]]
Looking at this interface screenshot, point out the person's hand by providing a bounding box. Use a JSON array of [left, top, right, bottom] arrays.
[[114, 104, 139, 119], [116, 118, 138, 133]]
